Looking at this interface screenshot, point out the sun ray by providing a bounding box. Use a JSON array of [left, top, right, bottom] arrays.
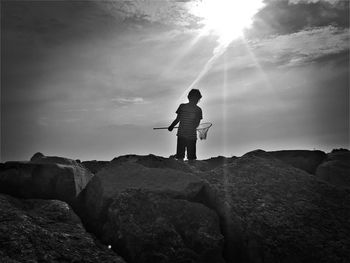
[[160, 32, 205, 80], [240, 36, 285, 109], [177, 1, 266, 103], [189, 0, 265, 46]]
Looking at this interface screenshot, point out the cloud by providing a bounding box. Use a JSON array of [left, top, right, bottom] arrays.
[[249, 26, 349, 67], [197, 25, 348, 83], [111, 97, 147, 105], [288, 0, 341, 4], [248, 0, 349, 37], [95, 0, 198, 28]]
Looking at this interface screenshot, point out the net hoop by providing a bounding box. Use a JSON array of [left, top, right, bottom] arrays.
[[196, 122, 212, 140]]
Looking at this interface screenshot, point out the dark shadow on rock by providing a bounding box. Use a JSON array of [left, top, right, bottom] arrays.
[[75, 160, 206, 236], [82, 160, 110, 174], [101, 189, 225, 263], [0, 193, 125, 262], [194, 153, 350, 263], [316, 149, 350, 189], [243, 149, 327, 174]]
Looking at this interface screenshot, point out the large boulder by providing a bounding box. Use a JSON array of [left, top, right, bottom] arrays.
[[187, 156, 238, 172], [267, 150, 327, 174], [316, 149, 350, 189], [196, 153, 350, 263], [0, 193, 125, 262], [0, 153, 93, 205], [76, 158, 225, 262], [102, 189, 224, 263], [112, 154, 193, 172], [30, 152, 77, 165], [77, 160, 206, 234], [82, 160, 110, 174]]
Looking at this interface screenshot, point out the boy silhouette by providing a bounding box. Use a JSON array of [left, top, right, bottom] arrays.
[[168, 89, 202, 161]]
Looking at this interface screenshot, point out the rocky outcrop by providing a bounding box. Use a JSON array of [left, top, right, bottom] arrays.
[[196, 153, 350, 263], [0, 153, 93, 205], [30, 152, 77, 165], [316, 149, 350, 189], [0, 193, 125, 262], [102, 189, 224, 263], [1, 150, 349, 263], [76, 159, 206, 234], [112, 154, 193, 172], [82, 160, 110, 174], [76, 158, 225, 262], [267, 150, 327, 174]]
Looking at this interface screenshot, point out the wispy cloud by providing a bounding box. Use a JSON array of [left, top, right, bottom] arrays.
[[248, 0, 349, 37], [289, 0, 341, 4], [96, 0, 197, 28], [37, 117, 81, 127], [111, 97, 147, 105], [250, 26, 349, 67]]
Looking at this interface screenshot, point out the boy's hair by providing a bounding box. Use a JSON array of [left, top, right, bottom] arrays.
[[188, 89, 202, 101]]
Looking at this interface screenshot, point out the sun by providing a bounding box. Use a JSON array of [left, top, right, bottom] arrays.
[[189, 0, 264, 46]]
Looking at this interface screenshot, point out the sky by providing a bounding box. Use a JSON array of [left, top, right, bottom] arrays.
[[1, 0, 349, 161]]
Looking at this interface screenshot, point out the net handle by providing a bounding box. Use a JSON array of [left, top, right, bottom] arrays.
[[153, 127, 178, 130], [153, 122, 212, 130]]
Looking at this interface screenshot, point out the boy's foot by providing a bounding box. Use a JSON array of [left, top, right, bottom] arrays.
[[169, 154, 184, 161]]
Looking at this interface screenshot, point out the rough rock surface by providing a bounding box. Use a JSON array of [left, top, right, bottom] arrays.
[[30, 152, 78, 166], [77, 159, 206, 234], [196, 151, 350, 263], [0, 193, 125, 262], [265, 150, 327, 174], [102, 189, 224, 263], [112, 154, 193, 172], [82, 160, 110, 174], [0, 154, 93, 205], [76, 157, 225, 262], [2, 150, 349, 263], [30, 153, 93, 196], [316, 149, 350, 189]]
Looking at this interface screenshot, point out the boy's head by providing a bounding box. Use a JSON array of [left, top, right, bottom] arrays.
[[188, 89, 202, 104]]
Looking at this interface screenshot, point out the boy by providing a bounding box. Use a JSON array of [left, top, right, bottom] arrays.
[[168, 89, 202, 161]]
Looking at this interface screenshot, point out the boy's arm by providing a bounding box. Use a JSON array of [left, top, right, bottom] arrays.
[[168, 116, 180, 131]]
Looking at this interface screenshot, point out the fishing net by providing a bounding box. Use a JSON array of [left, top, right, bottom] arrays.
[[153, 122, 212, 140], [197, 122, 212, 140]]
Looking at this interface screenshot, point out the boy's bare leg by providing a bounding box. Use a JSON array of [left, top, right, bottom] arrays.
[[176, 137, 186, 160]]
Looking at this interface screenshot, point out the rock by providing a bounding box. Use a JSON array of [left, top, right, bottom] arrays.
[[77, 161, 205, 235], [82, 160, 110, 174], [30, 152, 44, 161], [102, 189, 224, 263], [112, 154, 193, 172], [267, 150, 327, 174], [198, 156, 238, 171], [76, 157, 225, 262], [30, 152, 78, 165], [0, 154, 93, 205], [327, 148, 350, 162], [245, 149, 327, 174], [111, 154, 238, 173], [196, 154, 350, 263], [316, 149, 350, 189], [0, 193, 125, 262]]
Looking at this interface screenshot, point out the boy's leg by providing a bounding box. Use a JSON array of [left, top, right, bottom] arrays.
[[187, 139, 197, 160], [176, 137, 186, 160]]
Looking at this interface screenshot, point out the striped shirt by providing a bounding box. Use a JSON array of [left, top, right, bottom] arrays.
[[176, 103, 203, 140]]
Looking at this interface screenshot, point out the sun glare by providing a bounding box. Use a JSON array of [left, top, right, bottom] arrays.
[[190, 0, 264, 46]]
